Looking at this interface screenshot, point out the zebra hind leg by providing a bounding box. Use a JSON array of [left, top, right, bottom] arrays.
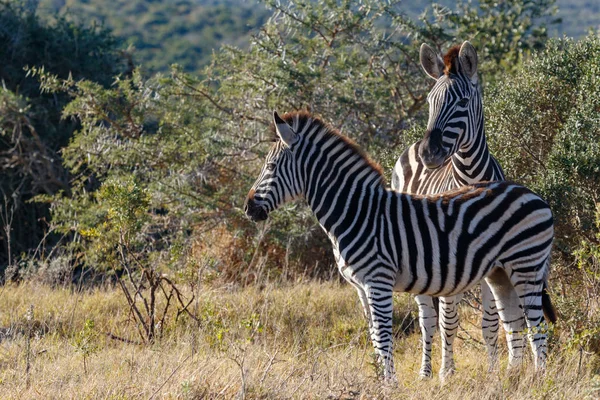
[[365, 283, 396, 382], [484, 269, 527, 369], [438, 294, 463, 380], [508, 265, 549, 371], [414, 294, 437, 379], [480, 281, 500, 371]]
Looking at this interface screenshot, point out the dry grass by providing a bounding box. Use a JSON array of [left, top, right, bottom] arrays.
[[0, 282, 598, 399]]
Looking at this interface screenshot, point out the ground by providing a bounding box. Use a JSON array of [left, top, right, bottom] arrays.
[[0, 282, 597, 399]]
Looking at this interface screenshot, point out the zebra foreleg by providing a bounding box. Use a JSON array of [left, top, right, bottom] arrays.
[[439, 294, 462, 379], [365, 283, 396, 382], [414, 294, 437, 378], [353, 284, 373, 329]]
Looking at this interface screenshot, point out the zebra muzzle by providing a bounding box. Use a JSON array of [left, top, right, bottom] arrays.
[[244, 197, 269, 222], [419, 129, 447, 169]]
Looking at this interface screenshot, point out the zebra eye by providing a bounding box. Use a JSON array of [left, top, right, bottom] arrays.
[[457, 98, 469, 107], [266, 163, 276, 171]]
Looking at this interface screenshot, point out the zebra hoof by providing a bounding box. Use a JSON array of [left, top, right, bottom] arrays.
[[439, 367, 456, 382], [383, 375, 399, 387]]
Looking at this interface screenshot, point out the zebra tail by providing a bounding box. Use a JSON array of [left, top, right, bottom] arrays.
[[542, 280, 557, 324]]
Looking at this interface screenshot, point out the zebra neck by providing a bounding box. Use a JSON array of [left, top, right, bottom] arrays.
[[451, 126, 495, 182], [303, 155, 385, 238]]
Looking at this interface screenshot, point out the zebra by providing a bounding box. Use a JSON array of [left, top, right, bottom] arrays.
[[245, 110, 556, 382], [390, 41, 524, 379]]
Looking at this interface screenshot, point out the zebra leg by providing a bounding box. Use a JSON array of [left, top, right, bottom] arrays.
[[501, 292, 526, 369], [480, 281, 499, 371], [414, 294, 437, 378], [353, 284, 372, 329], [340, 257, 373, 329], [484, 269, 526, 369], [508, 267, 549, 370], [439, 294, 462, 379], [365, 284, 396, 382]]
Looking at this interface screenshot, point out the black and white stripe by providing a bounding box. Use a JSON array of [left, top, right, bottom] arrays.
[[390, 41, 521, 378], [245, 111, 555, 381]]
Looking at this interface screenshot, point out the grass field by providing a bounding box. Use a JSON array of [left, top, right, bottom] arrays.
[[0, 282, 597, 399]]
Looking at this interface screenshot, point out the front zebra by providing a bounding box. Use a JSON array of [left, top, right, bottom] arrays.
[[390, 41, 521, 378], [245, 110, 555, 381]]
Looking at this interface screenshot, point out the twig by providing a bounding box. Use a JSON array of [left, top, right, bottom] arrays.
[[148, 353, 192, 400], [0, 193, 16, 267], [228, 344, 248, 400], [25, 304, 34, 389], [104, 332, 142, 346], [116, 275, 149, 342], [161, 276, 199, 323], [458, 323, 485, 346], [259, 350, 280, 385]]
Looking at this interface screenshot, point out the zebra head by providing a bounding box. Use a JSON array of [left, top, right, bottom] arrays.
[[418, 41, 480, 169], [245, 111, 302, 222]]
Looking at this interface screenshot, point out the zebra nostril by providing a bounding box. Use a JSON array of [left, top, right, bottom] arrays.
[[244, 196, 256, 215], [244, 197, 253, 213]]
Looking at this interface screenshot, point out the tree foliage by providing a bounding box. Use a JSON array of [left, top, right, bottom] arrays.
[[0, 0, 124, 269], [487, 34, 600, 245], [24, 0, 559, 285]]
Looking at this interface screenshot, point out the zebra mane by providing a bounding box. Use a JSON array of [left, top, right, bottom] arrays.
[[275, 111, 386, 185], [443, 45, 462, 76]]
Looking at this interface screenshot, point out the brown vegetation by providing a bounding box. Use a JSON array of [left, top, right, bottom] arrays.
[[0, 282, 597, 399]]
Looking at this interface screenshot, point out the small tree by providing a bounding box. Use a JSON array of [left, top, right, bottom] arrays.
[[73, 319, 100, 374], [34, 71, 201, 343]]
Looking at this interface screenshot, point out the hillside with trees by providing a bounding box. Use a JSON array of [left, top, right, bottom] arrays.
[[34, 0, 600, 74], [37, 0, 271, 72], [0, 0, 599, 397], [554, 0, 600, 37]]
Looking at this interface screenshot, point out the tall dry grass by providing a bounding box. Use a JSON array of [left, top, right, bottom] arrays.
[[0, 282, 597, 399]]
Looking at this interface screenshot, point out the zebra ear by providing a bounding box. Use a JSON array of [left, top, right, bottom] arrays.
[[273, 111, 297, 146], [458, 41, 478, 82], [420, 43, 444, 80]]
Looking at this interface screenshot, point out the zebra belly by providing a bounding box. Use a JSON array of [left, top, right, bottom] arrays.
[[395, 274, 482, 296], [393, 251, 497, 297]]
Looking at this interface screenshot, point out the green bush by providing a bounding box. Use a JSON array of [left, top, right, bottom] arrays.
[[486, 33, 600, 353], [0, 0, 124, 270], [487, 33, 600, 245]]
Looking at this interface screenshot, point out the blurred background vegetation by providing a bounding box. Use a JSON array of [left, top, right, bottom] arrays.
[[31, 0, 599, 74], [36, 0, 272, 73], [0, 0, 599, 355]]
